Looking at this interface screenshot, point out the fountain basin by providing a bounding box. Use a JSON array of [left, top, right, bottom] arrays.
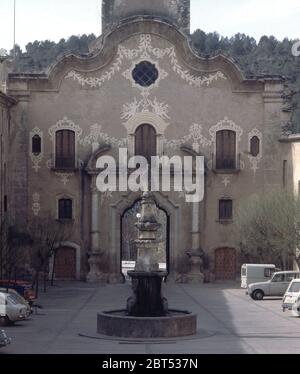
[[97, 309, 197, 338]]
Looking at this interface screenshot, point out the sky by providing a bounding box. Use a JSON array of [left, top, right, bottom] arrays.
[[0, 0, 300, 52]]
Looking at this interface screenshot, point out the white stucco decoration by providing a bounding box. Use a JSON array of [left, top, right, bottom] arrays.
[[123, 112, 169, 135], [32, 193, 41, 216], [81, 124, 127, 148], [248, 128, 263, 174], [46, 159, 53, 169], [221, 175, 232, 188], [55, 172, 74, 185], [65, 34, 227, 89], [209, 117, 243, 143], [121, 90, 170, 121], [30, 127, 43, 172], [49, 117, 83, 142], [164, 123, 210, 152]]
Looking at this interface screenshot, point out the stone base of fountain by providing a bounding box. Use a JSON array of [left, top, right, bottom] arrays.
[[97, 270, 197, 339], [97, 310, 197, 338]]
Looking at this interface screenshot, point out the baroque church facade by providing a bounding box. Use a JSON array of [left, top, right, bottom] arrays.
[[0, 0, 299, 283]]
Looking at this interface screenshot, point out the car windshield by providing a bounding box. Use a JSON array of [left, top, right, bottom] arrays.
[[288, 282, 300, 293], [9, 293, 24, 304], [7, 294, 19, 305]]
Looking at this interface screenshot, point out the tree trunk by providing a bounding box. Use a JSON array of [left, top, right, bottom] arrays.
[[51, 251, 57, 286], [43, 264, 47, 293], [35, 272, 39, 298]]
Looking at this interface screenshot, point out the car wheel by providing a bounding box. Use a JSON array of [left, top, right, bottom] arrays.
[[253, 290, 264, 300], [0, 316, 10, 327]]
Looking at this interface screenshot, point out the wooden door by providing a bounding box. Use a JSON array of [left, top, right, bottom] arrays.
[[54, 247, 76, 280], [215, 248, 236, 280]]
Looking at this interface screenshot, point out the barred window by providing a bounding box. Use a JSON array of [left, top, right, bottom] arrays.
[[219, 199, 233, 221], [132, 61, 159, 87], [250, 136, 260, 157], [216, 130, 236, 170], [32, 135, 42, 155], [58, 199, 73, 220], [55, 130, 75, 169]]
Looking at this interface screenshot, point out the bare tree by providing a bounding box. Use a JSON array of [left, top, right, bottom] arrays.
[[234, 190, 300, 270], [0, 215, 31, 282], [29, 216, 71, 295]]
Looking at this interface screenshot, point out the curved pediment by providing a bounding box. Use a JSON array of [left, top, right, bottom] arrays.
[[11, 18, 282, 92]]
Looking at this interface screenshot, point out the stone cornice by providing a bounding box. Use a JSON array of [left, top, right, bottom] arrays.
[[279, 135, 300, 143]]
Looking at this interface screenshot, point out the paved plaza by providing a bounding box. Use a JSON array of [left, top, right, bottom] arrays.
[[2, 281, 300, 354]]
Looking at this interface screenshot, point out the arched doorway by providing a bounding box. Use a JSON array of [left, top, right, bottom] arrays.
[[54, 247, 76, 280], [121, 199, 169, 280], [215, 248, 237, 280]]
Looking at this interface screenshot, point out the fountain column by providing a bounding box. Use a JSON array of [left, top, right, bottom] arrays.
[[127, 192, 168, 317]]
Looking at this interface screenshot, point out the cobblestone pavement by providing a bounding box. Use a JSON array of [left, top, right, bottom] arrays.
[[1, 281, 300, 354]]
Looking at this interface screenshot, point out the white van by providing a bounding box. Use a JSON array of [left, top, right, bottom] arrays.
[[282, 279, 300, 314], [241, 264, 277, 288]]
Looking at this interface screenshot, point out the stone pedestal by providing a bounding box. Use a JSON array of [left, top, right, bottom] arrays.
[[186, 250, 205, 284], [86, 253, 107, 283]]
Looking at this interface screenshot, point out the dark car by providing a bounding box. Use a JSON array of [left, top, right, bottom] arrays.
[[0, 280, 36, 305]]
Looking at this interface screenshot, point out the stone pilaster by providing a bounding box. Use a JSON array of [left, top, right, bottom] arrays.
[[186, 202, 204, 283], [9, 95, 29, 228], [86, 176, 106, 283]]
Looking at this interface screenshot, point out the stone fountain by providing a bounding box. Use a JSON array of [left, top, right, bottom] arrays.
[[97, 192, 197, 338]]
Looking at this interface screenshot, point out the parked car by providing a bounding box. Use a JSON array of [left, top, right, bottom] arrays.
[[282, 279, 300, 313], [0, 280, 36, 305], [0, 288, 31, 316], [241, 264, 278, 288], [0, 330, 11, 348], [0, 291, 28, 326], [247, 271, 300, 300]]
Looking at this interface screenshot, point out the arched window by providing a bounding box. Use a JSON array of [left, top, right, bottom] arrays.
[[32, 135, 41, 155], [55, 130, 75, 169], [58, 198, 73, 220], [216, 130, 236, 170], [250, 136, 260, 157], [135, 124, 157, 162]]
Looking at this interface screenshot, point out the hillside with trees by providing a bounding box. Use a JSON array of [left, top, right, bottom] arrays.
[[2, 30, 300, 131]]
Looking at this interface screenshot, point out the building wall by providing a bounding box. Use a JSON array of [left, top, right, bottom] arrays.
[[0, 92, 14, 223], [6, 19, 294, 282]]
